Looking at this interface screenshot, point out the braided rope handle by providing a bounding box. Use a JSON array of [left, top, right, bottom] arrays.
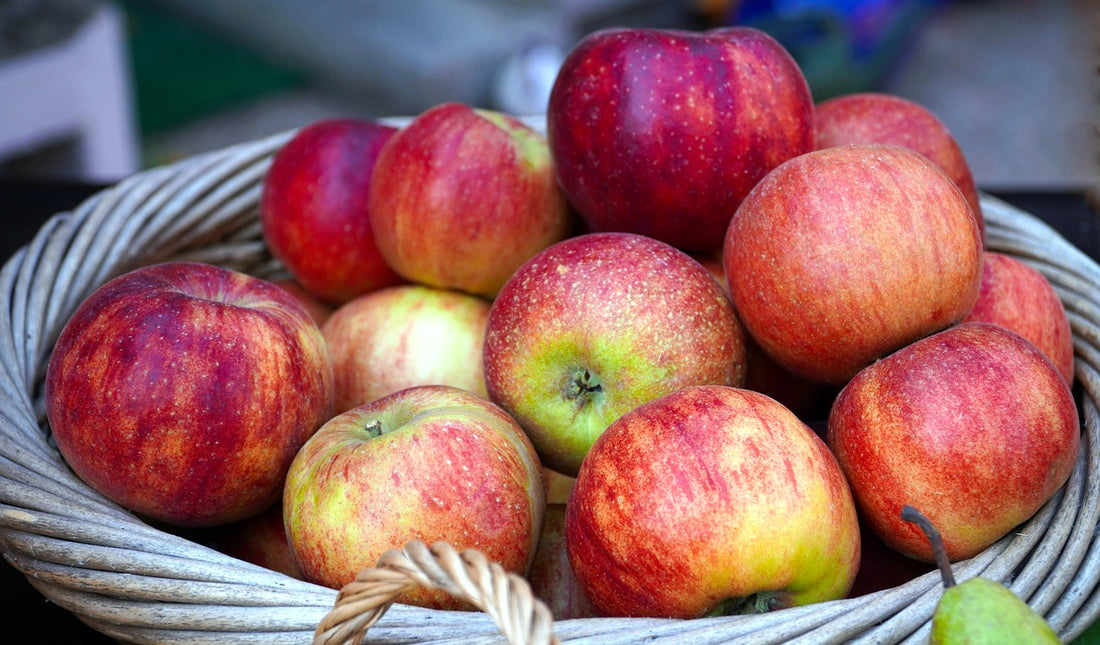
[[314, 540, 560, 645]]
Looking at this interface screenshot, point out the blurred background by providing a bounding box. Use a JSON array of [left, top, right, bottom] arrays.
[[0, 0, 1095, 191]]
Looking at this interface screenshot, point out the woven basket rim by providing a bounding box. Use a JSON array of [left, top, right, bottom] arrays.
[[1, 122, 1098, 644]]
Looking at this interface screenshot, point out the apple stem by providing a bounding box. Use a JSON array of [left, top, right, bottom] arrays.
[[363, 420, 383, 439], [900, 505, 956, 589], [563, 368, 602, 404]]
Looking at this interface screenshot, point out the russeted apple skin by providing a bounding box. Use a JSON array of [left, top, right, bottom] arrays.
[[44, 262, 335, 528], [548, 26, 814, 254], [814, 92, 984, 240], [565, 385, 861, 619], [963, 251, 1075, 386], [725, 143, 983, 386], [368, 102, 572, 299], [827, 322, 1080, 563], [282, 385, 545, 610], [260, 118, 404, 306], [483, 232, 747, 477]]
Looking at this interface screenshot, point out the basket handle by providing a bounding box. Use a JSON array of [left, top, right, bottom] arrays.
[[313, 540, 560, 645]]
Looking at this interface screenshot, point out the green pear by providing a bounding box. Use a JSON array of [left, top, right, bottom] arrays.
[[900, 505, 1062, 644]]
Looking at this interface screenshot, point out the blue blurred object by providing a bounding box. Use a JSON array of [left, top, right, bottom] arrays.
[[732, 0, 945, 99]]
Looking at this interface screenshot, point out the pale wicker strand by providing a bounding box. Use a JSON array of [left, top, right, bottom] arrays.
[[314, 540, 560, 645]]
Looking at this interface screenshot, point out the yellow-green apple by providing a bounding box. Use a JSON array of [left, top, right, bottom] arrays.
[[44, 261, 335, 527], [282, 384, 545, 609], [724, 143, 983, 385], [260, 118, 405, 306], [814, 92, 984, 240], [962, 251, 1074, 386], [527, 504, 599, 620], [565, 385, 861, 618], [483, 232, 747, 476], [547, 26, 814, 254], [368, 102, 572, 299], [217, 499, 303, 579], [321, 284, 491, 413], [826, 322, 1080, 563], [273, 277, 334, 326]]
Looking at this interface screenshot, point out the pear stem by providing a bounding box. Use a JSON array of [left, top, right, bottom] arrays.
[[900, 505, 956, 589]]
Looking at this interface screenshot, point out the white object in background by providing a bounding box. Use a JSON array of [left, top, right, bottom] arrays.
[[0, 3, 139, 182]]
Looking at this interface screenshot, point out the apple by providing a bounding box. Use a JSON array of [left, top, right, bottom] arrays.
[[724, 143, 983, 385], [814, 92, 984, 240], [273, 277, 334, 326], [44, 261, 335, 527], [547, 25, 814, 253], [565, 385, 861, 618], [962, 251, 1074, 386], [260, 118, 405, 306], [368, 102, 572, 299], [542, 467, 576, 505], [217, 499, 303, 579], [483, 232, 747, 476], [527, 504, 599, 620], [321, 284, 491, 413], [282, 384, 545, 609], [826, 322, 1080, 563]]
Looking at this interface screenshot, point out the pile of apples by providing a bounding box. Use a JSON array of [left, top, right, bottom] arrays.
[[43, 24, 1080, 622]]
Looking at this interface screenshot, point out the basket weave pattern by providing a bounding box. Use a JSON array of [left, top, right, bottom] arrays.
[[1, 127, 1099, 644]]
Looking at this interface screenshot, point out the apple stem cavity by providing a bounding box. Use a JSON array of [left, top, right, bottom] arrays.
[[363, 420, 384, 439], [562, 367, 603, 407], [901, 505, 956, 589]]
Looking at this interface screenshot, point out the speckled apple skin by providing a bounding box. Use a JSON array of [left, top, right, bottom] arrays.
[[44, 261, 335, 527], [565, 385, 861, 618], [367, 102, 572, 299], [814, 91, 984, 240], [827, 322, 1080, 562], [483, 232, 747, 476], [548, 26, 814, 253], [963, 251, 1075, 386], [260, 118, 404, 306], [725, 144, 983, 386], [282, 385, 545, 610]]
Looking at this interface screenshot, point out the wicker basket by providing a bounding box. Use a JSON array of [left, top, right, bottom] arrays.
[[2, 122, 1099, 645]]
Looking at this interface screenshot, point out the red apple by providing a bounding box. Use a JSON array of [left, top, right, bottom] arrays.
[[260, 118, 405, 306], [826, 322, 1080, 563], [724, 143, 983, 385], [273, 277, 334, 326], [217, 499, 303, 579], [962, 251, 1074, 386], [282, 385, 545, 609], [483, 232, 747, 476], [565, 385, 861, 618], [321, 284, 491, 413], [814, 92, 984, 240], [547, 25, 814, 253], [44, 261, 335, 527], [368, 102, 572, 299], [527, 504, 599, 620]]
